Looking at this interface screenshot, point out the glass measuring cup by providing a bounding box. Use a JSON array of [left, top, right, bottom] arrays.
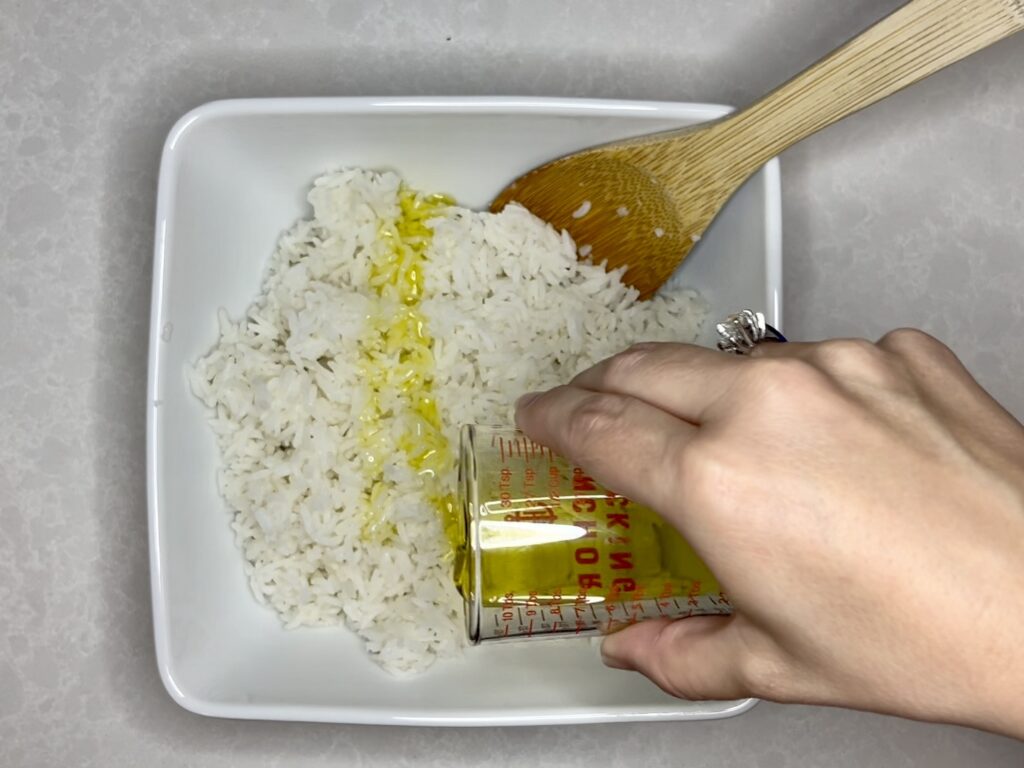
[[457, 425, 731, 643]]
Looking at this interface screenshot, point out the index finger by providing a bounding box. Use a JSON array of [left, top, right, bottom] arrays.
[[514, 384, 696, 513]]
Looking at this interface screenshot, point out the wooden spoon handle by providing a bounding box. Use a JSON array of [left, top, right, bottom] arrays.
[[709, 0, 1024, 172]]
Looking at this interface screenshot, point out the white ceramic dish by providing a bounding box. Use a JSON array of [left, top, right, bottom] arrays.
[[147, 97, 781, 726]]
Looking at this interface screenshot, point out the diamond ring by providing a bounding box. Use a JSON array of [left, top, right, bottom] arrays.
[[716, 310, 787, 355]]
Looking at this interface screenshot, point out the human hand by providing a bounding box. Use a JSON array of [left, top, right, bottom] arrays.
[[515, 330, 1024, 738]]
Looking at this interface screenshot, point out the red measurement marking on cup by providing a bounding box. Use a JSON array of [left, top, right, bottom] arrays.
[[658, 582, 674, 614], [497, 436, 506, 463], [523, 465, 536, 493], [631, 590, 646, 618], [549, 588, 563, 628], [687, 580, 702, 608], [548, 465, 561, 498], [525, 590, 539, 617], [498, 468, 514, 509], [498, 592, 517, 629], [545, 600, 563, 632]]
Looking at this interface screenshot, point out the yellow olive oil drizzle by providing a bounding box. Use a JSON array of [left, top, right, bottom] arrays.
[[357, 188, 459, 547]]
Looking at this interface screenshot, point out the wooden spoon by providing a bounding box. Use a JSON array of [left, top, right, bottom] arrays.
[[491, 0, 1024, 299]]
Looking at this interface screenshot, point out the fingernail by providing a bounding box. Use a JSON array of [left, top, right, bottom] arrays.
[[515, 391, 542, 410], [601, 640, 634, 671]]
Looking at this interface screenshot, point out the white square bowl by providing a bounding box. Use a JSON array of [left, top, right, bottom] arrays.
[[147, 97, 781, 726]]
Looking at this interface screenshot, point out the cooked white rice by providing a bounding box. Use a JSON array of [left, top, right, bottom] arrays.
[[189, 168, 707, 675]]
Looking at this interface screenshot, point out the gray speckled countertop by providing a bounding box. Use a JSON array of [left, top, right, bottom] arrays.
[[2, 1, 1023, 765]]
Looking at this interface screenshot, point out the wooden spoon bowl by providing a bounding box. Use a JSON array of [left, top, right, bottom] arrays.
[[492, 0, 1024, 299]]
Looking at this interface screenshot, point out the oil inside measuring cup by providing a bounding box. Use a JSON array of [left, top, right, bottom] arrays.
[[456, 425, 731, 642]]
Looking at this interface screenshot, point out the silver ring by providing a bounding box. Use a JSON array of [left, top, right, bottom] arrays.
[[716, 310, 782, 355]]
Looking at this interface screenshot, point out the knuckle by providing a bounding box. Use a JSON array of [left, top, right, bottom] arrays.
[[602, 343, 664, 384], [877, 329, 967, 387], [742, 356, 850, 422], [565, 392, 628, 449], [645, 664, 689, 701], [645, 621, 704, 699], [810, 338, 899, 386], [877, 327, 948, 359], [675, 437, 762, 524], [737, 649, 792, 701], [625, 341, 663, 355], [811, 338, 881, 370], [678, 440, 732, 502], [747, 357, 827, 404]]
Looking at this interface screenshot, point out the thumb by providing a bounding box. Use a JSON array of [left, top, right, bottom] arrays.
[[601, 616, 753, 701]]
